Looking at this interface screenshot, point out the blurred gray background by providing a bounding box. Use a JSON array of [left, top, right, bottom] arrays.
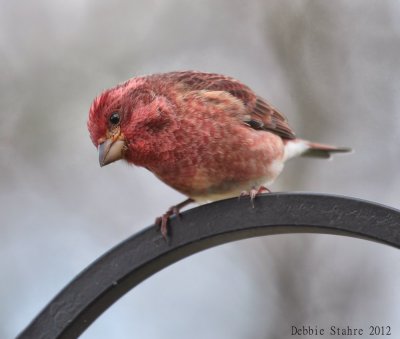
[[1, 0, 400, 338]]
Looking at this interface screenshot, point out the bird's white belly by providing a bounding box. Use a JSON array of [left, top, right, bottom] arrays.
[[191, 158, 284, 202]]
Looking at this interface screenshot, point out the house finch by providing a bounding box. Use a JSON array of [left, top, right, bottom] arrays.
[[87, 71, 350, 237]]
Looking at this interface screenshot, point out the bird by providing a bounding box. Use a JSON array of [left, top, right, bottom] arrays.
[[87, 71, 350, 237]]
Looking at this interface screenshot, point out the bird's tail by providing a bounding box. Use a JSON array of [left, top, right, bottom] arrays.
[[284, 139, 352, 161]]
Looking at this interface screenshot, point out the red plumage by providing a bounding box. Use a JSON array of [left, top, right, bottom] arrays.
[[88, 71, 350, 237]]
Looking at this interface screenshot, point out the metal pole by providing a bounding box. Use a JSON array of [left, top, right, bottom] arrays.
[[17, 193, 400, 339]]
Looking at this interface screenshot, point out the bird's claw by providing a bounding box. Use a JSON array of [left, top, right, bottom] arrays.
[[155, 212, 172, 239], [155, 198, 194, 240], [155, 207, 177, 239], [239, 186, 271, 208]]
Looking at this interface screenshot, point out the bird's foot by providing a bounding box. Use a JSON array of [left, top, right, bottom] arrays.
[[239, 186, 271, 208], [155, 198, 194, 239], [155, 210, 174, 240]]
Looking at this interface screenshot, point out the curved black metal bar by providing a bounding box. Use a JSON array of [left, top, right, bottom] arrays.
[[17, 193, 400, 339]]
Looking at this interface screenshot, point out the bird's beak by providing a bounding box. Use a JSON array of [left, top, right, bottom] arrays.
[[98, 137, 126, 167]]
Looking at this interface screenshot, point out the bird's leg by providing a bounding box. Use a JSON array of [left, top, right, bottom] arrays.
[[240, 185, 271, 208], [155, 198, 194, 239]]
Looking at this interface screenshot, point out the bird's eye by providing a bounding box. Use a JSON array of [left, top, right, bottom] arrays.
[[109, 112, 120, 125]]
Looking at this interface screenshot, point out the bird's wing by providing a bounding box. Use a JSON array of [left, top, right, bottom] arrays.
[[169, 71, 296, 139]]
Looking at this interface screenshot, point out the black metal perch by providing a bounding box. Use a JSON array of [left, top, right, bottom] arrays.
[[17, 193, 400, 339]]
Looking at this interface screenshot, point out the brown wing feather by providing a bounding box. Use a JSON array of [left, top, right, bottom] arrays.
[[166, 71, 296, 139], [251, 96, 296, 139]]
